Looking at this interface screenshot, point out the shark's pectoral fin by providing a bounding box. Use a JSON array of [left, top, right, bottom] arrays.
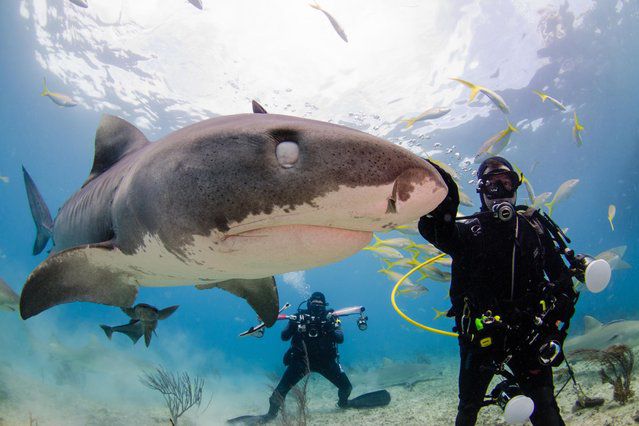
[[197, 277, 279, 326], [20, 242, 138, 320]]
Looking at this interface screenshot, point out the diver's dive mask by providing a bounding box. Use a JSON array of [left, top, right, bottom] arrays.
[[477, 170, 521, 200], [307, 292, 328, 316]]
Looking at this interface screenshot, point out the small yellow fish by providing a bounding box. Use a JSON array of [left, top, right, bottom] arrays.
[[403, 107, 451, 128], [397, 282, 428, 298], [406, 242, 441, 256], [41, 78, 77, 107], [451, 77, 510, 114], [532, 90, 567, 111], [363, 245, 404, 259], [378, 269, 416, 287], [372, 234, 414, 249], [573, 112, 584, 147], [474, 121, 518, 163], [0, 176, 9, 184], [433, 307, 448, 320], [608, 204, 616, 231], [309, 2, 348, 42], [545, 179, 579, 216]]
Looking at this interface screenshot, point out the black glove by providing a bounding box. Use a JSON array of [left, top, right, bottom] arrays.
[[425, 159, 460, 222]]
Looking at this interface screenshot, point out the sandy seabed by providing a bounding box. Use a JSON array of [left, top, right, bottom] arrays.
[[1, 353, 638, 426]]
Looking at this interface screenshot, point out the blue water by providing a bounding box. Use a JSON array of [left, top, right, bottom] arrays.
[[1, 1, 638, 424]]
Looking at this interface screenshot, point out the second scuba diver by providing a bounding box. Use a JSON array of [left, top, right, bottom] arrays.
[[229, 291, 389, 424], [419, 156, 579, 426]]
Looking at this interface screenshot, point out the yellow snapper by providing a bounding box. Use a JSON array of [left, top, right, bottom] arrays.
[[608, 204, 616, 231], [451, 77, 510, 114], [310, 2, 348, 43], [372, 234, 414, 249], [363, 245, 404, 259], [532, 90, 567, 111], [573, 112, 585, 147], [403, 107, 451, 128], [474, 121, 518, 163], [545, 179, 579, 216], [41, 78, 77, 107]]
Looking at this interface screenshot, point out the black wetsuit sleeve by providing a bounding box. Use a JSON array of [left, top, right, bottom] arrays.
[[418, 161, 462, 255], [281, 320, 297, 341]]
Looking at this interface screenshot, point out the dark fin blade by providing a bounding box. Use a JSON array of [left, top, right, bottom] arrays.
[[83, 115, 150, 187], [158, 305, 179, 320], [100, 324, 113, 340], [227, 414, 271, 425], [251, 100, 268, 114], [144, 325, 153, 347], [202, 277, 279, 327], [19, 242, 138, 319], [347, 390, 391, 408], [111, 321, 143, 344], [22, 166, 54, 255]]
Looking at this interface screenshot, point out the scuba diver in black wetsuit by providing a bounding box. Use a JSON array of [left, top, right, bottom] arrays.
[[228, 292, 389, 425], [266, 291, 352, 418], [419, 156, 580, 426]]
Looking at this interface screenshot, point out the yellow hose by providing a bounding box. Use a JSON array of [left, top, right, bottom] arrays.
[[390, 253, 459, 338]]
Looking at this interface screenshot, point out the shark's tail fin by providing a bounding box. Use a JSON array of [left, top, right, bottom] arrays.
[[22, 166, 53, 255], [100, 325, 114, 340], [41, 78, 49, 96]]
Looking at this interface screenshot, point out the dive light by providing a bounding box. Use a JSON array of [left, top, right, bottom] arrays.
[[491, 379, 535, 425], [564, 250, 611, 293]]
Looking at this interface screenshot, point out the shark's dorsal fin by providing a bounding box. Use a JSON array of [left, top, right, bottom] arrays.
[[251, 100, 268, 114], [83, 115, 150, 187], [584, 315, 602, 332]]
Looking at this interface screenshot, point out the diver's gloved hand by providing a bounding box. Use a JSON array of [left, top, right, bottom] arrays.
[[426, 159, 459, 222]]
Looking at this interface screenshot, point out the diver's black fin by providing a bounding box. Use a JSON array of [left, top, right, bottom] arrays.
[[227, 414, 272, 425], [347, 390, 391, 409], [100, 324, 113, 340], [83, 115, 150, 187], [19, 242, 138, 320], [251, 100, 268, 114], [158, 305, 179, 320], [22, 166, 54, 255], [196, 277, 279, 327], [111, 320, 143, 344]]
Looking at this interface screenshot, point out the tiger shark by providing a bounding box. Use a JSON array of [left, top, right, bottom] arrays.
[[20, 111, 447, 325], [564, 315, 639, 353]]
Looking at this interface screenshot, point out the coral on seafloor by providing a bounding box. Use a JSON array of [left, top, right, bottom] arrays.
[[140, 365, 205, 426], [572, 344, 635, 405]]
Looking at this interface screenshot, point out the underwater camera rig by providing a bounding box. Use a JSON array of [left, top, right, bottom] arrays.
[[239, 304, 368, 338]]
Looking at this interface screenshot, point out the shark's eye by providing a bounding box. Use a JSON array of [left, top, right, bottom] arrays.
[[276, 141, 299, 168]]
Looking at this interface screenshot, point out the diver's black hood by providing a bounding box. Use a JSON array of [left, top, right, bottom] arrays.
[[477, 156, 517, 211]]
